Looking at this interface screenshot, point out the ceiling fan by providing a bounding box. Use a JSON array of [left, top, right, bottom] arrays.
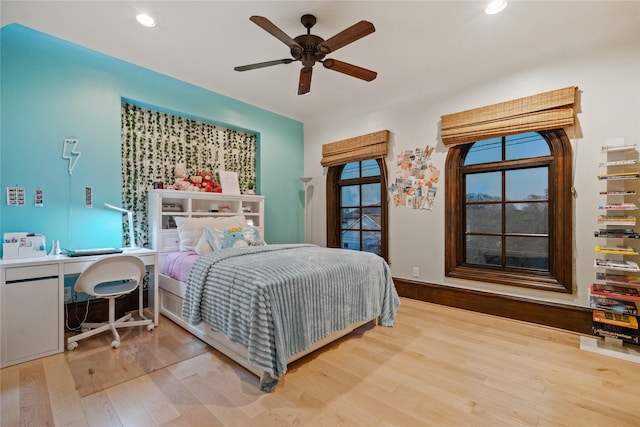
[[234, 14, 377, 95]]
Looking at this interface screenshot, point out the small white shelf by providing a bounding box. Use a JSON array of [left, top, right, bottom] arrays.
[[594, 259, 640, 272], [599, 190, 636, 196], [599, 159, 638, 167], [597, 172, 640, 180], [601, 144, 637, 153], [598, 221, 636, 226], [580, 336, 640, 364], [595, 246, 638, 255], [597, 204, 637, 211]]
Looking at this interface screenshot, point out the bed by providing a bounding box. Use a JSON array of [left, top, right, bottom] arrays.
[[149, 192, 399, 391]]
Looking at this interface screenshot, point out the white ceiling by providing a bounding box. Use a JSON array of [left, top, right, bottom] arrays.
[[2, 1, 638, 123]]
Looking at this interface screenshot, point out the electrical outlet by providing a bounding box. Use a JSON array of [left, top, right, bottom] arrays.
[[85, 186, 93, 207], [64, 287, 71, 303], [412, 267, 419, 278]]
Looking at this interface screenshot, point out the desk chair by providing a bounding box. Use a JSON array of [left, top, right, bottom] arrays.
[[67, 255, 154, 350]]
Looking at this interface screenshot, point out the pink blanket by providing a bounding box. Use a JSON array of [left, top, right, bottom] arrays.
[[162, 251, 199, 282]]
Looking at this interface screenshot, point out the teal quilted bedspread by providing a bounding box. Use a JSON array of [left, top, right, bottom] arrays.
[[182, 244, 399, 391]]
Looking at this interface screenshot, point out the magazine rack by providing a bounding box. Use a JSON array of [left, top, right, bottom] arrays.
[[581, 140, 640, 362]]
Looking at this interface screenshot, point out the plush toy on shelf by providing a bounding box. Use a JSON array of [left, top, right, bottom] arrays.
[[174, 163, 194, 191], [198, 170, 221, 193], [190, 174, 203, 190]]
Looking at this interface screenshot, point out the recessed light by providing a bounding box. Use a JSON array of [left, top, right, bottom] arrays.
[[485, 0, 507, 15], [136, 13, 157, 28]]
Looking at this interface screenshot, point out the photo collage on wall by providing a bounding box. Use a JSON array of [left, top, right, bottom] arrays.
[[388, 145, 440, 210]]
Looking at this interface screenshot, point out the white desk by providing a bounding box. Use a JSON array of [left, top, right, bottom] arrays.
[[0, 248, 158, 368]]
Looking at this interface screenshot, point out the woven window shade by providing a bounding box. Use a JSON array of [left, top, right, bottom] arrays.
[[441, 86, 577, 147], [321, 130, 390, 167]]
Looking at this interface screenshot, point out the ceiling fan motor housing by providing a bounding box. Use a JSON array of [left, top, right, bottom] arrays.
[[292, 34, 325, 67]]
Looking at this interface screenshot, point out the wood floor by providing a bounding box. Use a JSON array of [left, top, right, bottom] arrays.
[[64, 310, 211, 398], [2, 297, 640, 426]]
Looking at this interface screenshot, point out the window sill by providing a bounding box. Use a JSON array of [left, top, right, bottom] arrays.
[[446, 264, 572, 293]]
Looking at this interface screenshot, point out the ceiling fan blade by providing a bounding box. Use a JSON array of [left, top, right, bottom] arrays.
[[298, 67, 313, 95], [323, 59, 377, 81], [234, 59, 294, 71], [250, 16, 303, 57], [317, 20, 375, 54]]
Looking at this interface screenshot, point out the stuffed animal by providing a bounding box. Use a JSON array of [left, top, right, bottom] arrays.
[[222, 227, 249, 248], [190, 175, 203, 190], [198, 170, 218, 193], [174, 163, 193, 191]]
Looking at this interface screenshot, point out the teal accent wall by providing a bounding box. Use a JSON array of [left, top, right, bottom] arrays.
[[0, 24, 304, 252]]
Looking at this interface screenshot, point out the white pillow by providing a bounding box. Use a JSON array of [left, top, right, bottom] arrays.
[[174, 215, 248, 252], [194, 233, 213, 255]]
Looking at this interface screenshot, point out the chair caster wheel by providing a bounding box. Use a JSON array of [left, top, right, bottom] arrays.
[[67, 342, 78, 351], [111, 340, 120, 349], [147, 324, 155, 331]]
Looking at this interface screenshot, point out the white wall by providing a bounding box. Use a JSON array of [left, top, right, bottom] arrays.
[[303, 31, 640, 308]]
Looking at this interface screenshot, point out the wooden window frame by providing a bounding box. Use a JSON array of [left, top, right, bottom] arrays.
[[327, 159, 389, 262], [445, 129, 573, 293]]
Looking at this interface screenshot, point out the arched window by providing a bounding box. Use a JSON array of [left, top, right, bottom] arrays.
[[445, 129, 573, 293], [327, 159, 388, 261]]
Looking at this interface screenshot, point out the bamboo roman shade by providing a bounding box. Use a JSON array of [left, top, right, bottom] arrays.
[[440, 86, 577, 147], [321, 130, 390, 167]]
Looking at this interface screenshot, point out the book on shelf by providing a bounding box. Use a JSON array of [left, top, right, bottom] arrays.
[[594, 245, 638, 255], [594, 229, 640, 238], [598, 190, 636, 196], [597, 204, 637, 210], [592, 282, 640, 298], [597, 215, 636, 225], [601, 144, 637, 153], [598, 159, 639, 167], [590, 284, 640, 302], [594, 259, 640, 271], [597, 172, 640, 180], [595, 271, 640, 285], [593, 310, 638, 329], [592, 322, 640, 344], [590, 295, 639, 315]]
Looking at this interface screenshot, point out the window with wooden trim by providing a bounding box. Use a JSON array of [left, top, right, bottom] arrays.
[[445, 129, 573, 293], [327, 159, 388, 261]]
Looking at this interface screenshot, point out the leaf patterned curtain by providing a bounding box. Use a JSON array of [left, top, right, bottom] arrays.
[[120, 102, 256, 247]]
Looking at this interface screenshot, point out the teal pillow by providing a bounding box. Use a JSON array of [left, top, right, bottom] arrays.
[[222, 228, 247, 248], [204, 226, 265, 250]]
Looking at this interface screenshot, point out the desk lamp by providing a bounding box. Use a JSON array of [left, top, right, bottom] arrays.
[[104, 203, 137, 249]]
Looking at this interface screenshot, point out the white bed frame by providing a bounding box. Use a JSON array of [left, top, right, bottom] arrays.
[[147, 189, 375, 380], [158, 274, 374, 378]]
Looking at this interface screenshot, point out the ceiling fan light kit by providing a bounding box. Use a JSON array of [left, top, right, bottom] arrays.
[[234, 14, 377, 95]]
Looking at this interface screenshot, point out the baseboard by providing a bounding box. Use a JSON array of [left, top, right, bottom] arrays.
[[64, 288, 148, 331], [393, 278, 593, 334], [67, 281, 590, 335]]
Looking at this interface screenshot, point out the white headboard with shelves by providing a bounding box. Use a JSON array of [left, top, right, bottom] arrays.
[[147, 189, 265, 269]]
